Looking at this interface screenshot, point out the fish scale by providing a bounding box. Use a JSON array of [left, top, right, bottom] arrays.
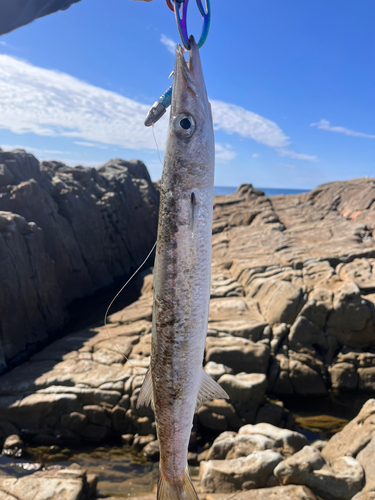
[[138, 36, 228, 500]]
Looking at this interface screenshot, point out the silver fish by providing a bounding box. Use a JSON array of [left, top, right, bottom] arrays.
[[137, 36, 228, 500]]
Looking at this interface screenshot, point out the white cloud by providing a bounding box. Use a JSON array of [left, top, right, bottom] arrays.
[[160, 34, 177, 55], [311, 119, 375, 139], [215, 143, 237, 163], [252, 153, 260, 158], [0, 144, 68, 156], [277, 148, 317, 161], [211, 100, 289, 148], [0, 41, 6, 46], [74, 141, 108, 149], [0, 54, 303, 157], [0, 143, 102, 167], [0, 54, 155, 150]]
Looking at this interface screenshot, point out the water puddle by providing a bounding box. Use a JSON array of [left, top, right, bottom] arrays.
[[0, 444, 158, 498]]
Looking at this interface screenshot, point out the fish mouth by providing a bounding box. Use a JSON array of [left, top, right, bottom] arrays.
[[172, 36, 208, 114]]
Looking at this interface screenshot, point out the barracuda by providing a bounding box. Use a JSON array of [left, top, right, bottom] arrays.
[[137, 36, 228, 500]]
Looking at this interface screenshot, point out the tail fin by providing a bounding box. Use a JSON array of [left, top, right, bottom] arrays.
[[157, 470, 199, 500]]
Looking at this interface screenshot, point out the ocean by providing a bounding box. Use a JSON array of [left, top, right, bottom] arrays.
[[214, 186, 310, 197]]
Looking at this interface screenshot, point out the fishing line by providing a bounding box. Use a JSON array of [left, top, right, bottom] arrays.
[[152, 124, 164, 167], [104, 241, 156, 371], [104, 124, 161, 372]]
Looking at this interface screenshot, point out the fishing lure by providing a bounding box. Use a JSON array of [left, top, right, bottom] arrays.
[[144, 86, 172, 127]]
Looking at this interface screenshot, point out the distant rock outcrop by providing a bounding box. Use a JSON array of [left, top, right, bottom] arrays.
[[0, 149, 159, 370], [210, 180, 375, 398]]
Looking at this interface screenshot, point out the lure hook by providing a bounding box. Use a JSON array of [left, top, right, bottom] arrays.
[[165, 0, 211, 50]]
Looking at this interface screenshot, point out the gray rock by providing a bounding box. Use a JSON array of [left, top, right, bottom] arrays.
[[0, 212, 64, 363], [299, 298, 331, 330], [322, 399, 375, 463], [2, 434, 24, 457], [329, 362, 358, 390], [204, 361, 233, 381], [143, 439, 160, 460], [353, 492, 375, 500], [288, 316, 328, 351], [252, 279, 307, 325], [218, 373, 267, 424], [83, 405, 111, 427], [275, 446, 364, 500], [207, 431, 278, 461], [206, 432, 237, 460], [316, 457, 363, 500], [121, 433, 134, 446], [358, 367, 375, 391], [203, 485, 319, 499], [338, 259, 375, 291], [197, 400, 241, 432], [132, 434, 155, 451], [270, 324, 289, 356], [274, 445, 326, 483], [239, 423, 309, 456], [0, 465, 96, 500], [326, 282, 375, 348], [200, 450, 284, 492], [311, 440, 328, 452], [206, 337, 270, 374], [0, 150, 159, 369], [60, 412, 87, 433], [356, 437, 375, 493], [255, 400, 285, 427], [302, 260, 335, 290], [218, 373, 267, 404], [289, 358, 327, 396]]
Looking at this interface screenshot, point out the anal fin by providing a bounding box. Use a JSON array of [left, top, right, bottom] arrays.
[[196, 368, 229, 412], [136, 367, 153, 408], [157, 469, 198, 500]]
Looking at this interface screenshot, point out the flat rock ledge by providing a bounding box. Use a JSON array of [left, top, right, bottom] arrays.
[[0, 177, 375, 447], [0, 286, 292, 447]]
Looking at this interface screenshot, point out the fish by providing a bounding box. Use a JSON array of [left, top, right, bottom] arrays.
[[137, 36, 229, 500]]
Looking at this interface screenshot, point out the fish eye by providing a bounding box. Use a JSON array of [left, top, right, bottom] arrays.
[[173, 113, 196, 139]]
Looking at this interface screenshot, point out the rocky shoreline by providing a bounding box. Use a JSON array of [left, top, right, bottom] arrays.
[[1, 150, 375, 499], [0, 149, 159, 370]]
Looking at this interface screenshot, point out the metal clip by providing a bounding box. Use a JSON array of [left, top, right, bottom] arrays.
[[165, 0, 211, 50]]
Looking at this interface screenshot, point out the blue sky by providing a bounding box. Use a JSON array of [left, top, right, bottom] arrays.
[[0, 0, 374, 189]]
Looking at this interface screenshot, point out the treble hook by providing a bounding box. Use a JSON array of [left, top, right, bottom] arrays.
[[165, 0, 211, 50]]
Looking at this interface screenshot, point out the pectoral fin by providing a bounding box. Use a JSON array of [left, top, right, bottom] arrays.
[[136, 367, 153, 408], [196, 369, 229, 412]]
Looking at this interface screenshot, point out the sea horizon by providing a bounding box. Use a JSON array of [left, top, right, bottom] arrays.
[[214, 186, 311, 197]]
